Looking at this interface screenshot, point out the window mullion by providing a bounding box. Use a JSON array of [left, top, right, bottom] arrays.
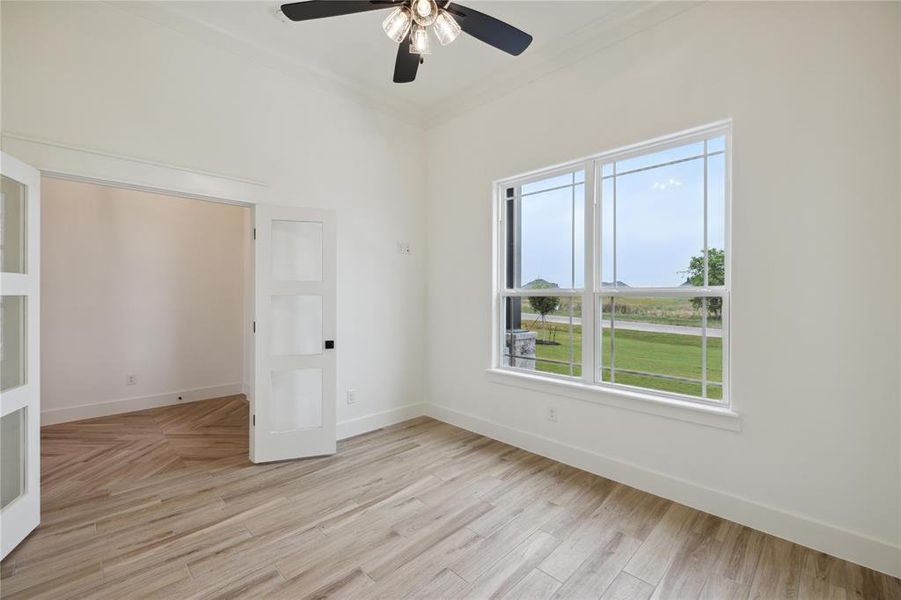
[[581, 160, 595, 384], [610, 163, 618, 384], [702, 297, 708, 398], [704, 139, 709, 287]]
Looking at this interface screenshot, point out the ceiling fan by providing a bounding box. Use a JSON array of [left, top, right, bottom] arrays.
[[279, 0, 533, 83]]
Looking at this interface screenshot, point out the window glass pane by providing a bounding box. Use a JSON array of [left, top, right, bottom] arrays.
[[603, 296, 705, 398], [703, 296, 724, 401], [1, 407, 26, 509], [600, 178, 615, 287], [600, 296, 612, 383], [1, 296, 26, 392], [1, 175, 27, 274], [574, 184, 585, 289], [521, 172, 574, 196], [616, 157, 704, 287], [516, 173, 585, 289], [707, 135, 726, 154], [601, 163, 614, 178], [503, 296, 581, 377], [707, 152, 726, 284], [615, 141, 705, 175]]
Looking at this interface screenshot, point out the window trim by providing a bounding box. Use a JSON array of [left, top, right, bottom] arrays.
[[491, 121, 734, 423]]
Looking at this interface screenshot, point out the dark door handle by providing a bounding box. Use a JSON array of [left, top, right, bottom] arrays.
[[324, 340, 335, 350]]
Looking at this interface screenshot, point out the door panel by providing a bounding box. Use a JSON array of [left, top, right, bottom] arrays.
[[251, 205, 336, 462], [0, 153, 40, 559]]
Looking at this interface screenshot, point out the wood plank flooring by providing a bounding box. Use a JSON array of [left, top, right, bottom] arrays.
[[1, 395, 898, 599]]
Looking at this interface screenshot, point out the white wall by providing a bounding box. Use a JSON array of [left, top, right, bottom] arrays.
[[3, 0, 900, 577], [897, 5, 901, 568], [1, 1, 428, 430], [41, 178, 247, 423], [425, 1, 901, 576]]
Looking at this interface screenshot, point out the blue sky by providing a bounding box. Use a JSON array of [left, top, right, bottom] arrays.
[[518, 138, 725, 289]]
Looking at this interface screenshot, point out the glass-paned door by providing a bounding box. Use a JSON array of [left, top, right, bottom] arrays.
[[251, 205, 336, 462], [0, 153, 40, 559]]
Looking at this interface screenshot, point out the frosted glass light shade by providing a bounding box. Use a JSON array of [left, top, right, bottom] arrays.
[[410, 25, 431, 55], [382, 7, 411, 43], [434, 10, 461, 46], [412, 0, 436, 26]]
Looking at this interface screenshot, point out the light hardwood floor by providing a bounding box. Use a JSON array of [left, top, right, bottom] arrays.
[[1, 395, 898, 599]]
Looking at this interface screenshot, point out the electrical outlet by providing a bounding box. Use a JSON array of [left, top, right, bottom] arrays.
[[126, 374, 137, 386], [346, 390, 357, 405], [547, 407, 558, 423]]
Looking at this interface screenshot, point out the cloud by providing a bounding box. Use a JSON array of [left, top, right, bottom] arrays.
[[652, 178, 683, 191]]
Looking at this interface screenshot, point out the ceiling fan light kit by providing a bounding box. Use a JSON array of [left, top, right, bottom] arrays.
[[382, 7, 412, 44], [280, 0, 533, 83], [410, 25, 432, 55], [433, 10, 461, 46], [411, 0, 437, 27]]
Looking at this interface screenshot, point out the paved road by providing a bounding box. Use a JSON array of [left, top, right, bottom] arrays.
[[520, 312, 723, 338]]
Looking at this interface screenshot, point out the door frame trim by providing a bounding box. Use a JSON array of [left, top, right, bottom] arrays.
[[2, 133, 266, 461], [2, 132, 267, 206]]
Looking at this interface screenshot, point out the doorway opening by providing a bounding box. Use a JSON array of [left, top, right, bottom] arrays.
[[39, 174, 338, 464], [40, 177, 254, 449]]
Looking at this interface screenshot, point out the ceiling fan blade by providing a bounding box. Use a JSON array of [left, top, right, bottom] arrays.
[[280, 0, 400, 22], [446, 3, 532, 56], [393, 33, 420, 83]]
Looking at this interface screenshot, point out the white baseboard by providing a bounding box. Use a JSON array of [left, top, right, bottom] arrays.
[[424, 403, 901, 578], [41, 383, 245, 426], [337, 403, 426, 441]]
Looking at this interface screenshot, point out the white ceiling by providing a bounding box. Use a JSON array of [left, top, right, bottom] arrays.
[[118, 1, 676, 124]]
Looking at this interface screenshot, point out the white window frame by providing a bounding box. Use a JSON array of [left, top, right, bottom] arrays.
[[490, 121, 737, 428]]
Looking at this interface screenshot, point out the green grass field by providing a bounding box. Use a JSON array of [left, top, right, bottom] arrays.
[[535, 296, 723, 328], [518, 321, 723, 400]]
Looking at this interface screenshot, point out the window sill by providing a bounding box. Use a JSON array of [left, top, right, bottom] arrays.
[[485, 368, 741, 432]]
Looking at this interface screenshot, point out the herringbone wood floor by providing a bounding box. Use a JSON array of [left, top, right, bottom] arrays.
[[0, 395, 898, 599]]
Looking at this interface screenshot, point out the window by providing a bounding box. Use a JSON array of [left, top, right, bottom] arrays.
[[496, 124, 729, 407]]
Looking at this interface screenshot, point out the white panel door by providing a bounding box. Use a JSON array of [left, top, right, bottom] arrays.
[[0, 153, 40, 559], [251, 205, 336, 462]]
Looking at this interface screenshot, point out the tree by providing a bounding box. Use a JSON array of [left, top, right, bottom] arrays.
[[525, 279, 561, 343], [684, 248, 724, 318]]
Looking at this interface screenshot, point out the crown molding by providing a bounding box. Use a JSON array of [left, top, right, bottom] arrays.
[[424, 1, 703, 128], [104, 1, 428, 127], [103, 1, 703, 132]]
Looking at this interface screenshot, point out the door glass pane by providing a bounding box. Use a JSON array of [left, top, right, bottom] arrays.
[[272, 221, 322, 282], [271, 369, 322, 432], [1, 296, 26, 392], [1, 175, 27, 274], [1, 408, 26, 509], [271, 295, 322, 356]]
